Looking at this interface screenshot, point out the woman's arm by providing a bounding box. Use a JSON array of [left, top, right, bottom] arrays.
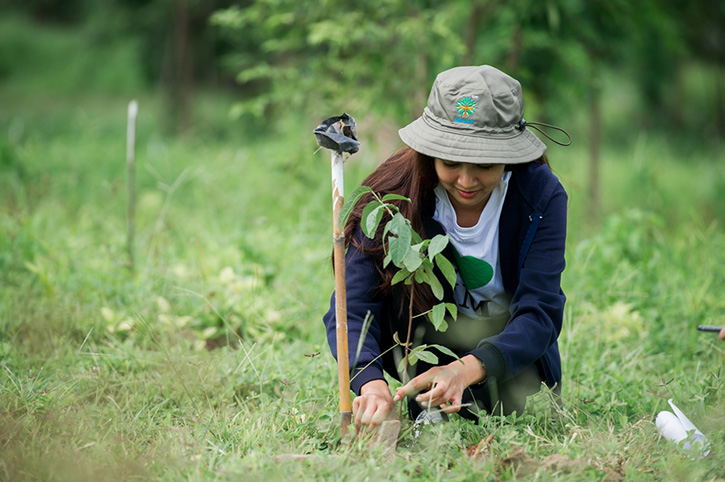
[[322, 230, 387, 395], [470, 187, 568, 384]]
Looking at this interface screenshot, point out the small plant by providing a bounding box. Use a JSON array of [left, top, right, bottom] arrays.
[[340, 186, 460, 387]]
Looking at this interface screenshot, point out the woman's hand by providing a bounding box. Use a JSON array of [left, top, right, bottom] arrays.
[[393, 354, 486, 414], [353, 379, 396, 433]]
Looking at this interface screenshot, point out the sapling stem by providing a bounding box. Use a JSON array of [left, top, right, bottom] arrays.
[[399, 282, 415, 420]]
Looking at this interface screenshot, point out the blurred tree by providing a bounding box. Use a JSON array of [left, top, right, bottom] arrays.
[[564, 0, 634, 214], [109, 0, 237, 134], [460, 0, 618, 212], [0, 0, 88, 23], [1, 0, 238, 134], [212, 0, 471, 124], [3, 0, 723, 145], [657, 0, 725, 138]]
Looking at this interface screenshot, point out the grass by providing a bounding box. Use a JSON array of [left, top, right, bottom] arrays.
[[2, 79, 725, 481]]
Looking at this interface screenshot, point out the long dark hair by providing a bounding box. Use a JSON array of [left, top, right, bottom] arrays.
[[342, 146, 549, 316], [342, 148, 436, 315]]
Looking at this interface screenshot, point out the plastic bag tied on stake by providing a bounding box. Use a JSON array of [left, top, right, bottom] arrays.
[[314, 113, 360, 155], [656, 398, 711, 459]]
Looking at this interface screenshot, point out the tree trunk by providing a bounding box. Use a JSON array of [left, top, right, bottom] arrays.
[[716, 63, 725, 138], [507, 24, 523, 72], [163, 0, 194, 135], [589, 65, 602, 215], [463, 1, 496, 65]]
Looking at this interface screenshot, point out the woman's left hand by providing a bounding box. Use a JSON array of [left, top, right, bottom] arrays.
[[393, 354, 486, 413]]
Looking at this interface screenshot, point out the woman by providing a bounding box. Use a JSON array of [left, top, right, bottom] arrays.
[[323, 65, 569, 432]]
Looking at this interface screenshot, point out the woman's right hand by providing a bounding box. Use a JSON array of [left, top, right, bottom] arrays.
[[353, 379, 396, 433]]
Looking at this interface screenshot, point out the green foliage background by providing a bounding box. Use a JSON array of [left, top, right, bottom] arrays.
[[1, 2, 724, 480]]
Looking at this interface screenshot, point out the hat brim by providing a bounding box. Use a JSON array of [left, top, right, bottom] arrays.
[[399, 114, 546, 164]]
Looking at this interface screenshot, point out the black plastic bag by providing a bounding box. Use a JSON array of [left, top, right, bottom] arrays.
[[313, 113, 360, 154]]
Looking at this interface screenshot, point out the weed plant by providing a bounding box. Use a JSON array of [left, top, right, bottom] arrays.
[[2, 75, 725, 482]]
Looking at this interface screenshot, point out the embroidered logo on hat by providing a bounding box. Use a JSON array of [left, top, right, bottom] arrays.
[[456, 97, 476, 117], [455, 96, 476, 124]]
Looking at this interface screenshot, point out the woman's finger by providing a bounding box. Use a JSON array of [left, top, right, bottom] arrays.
[[440, 393, 463, 413], [353, 397, 364, 433], [416, 381, 448, 404], [395, 371, 437, 399], [369, 405, 389, 428]]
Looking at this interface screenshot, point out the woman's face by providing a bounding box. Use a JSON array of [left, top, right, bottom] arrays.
[[434, 158, 506, 214]]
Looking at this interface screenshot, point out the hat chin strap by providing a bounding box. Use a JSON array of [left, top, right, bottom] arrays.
[[518, 120, 572, 146]]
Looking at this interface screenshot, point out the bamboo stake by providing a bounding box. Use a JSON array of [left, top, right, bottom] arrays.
[[314, 113, 358, 439], [331, 150, 352, 437], [126, 100, 138, 272]]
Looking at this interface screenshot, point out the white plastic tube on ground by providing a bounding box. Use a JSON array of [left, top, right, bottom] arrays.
[[655, 399, 710, 459]]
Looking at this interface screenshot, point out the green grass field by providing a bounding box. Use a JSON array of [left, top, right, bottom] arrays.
[[2, 83, 725, 481]]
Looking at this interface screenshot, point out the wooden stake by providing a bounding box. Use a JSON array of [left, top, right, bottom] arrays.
[[126, 100, 138, 272], [331, 150, 352, 437]]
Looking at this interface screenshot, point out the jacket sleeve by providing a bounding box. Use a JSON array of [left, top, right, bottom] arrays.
[[469, 186, 567, 384], [322, 230, 387, 395]]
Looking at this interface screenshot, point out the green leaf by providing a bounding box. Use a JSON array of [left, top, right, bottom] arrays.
[[428, 234, 449, 260], [429, 278, 443, 300], [445, 303, 458, 320], [383, 251, 392, 268], [423, 264, 444, 300], [388, 236, 405, 267], [413, 266, 428, 284], [403, 249, 423, 272], [388, 215, 411, 266], [429, 344, 460, 361], [435, 254, 457, 289], [414, 349, 439, 365], [381, 193, 411, 203], [430, 303, 447, 331], [389, 212, 409, 236], [391, 267, 411, 285], [398, 353, 419, 374], [339, 185, 372, 228], [362, 202, 383, 238], [382, 219, 392, 242]]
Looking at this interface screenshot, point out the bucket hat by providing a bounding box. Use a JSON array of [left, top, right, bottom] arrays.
[[399, 65, 547, 164]]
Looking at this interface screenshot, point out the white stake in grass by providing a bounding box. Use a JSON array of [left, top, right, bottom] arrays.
[[126, 100, 138, 272]]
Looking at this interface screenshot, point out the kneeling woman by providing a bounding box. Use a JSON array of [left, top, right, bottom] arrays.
[[323, 65, 568, 431]]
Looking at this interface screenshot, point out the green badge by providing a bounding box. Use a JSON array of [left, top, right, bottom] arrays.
[[451, 246, 493, 290]]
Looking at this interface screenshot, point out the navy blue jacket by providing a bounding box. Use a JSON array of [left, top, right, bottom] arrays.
[[323, 161, 567, 395]]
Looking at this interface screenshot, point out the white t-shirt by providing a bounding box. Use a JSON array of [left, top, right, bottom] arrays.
[[428, 172, 512, 349]]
